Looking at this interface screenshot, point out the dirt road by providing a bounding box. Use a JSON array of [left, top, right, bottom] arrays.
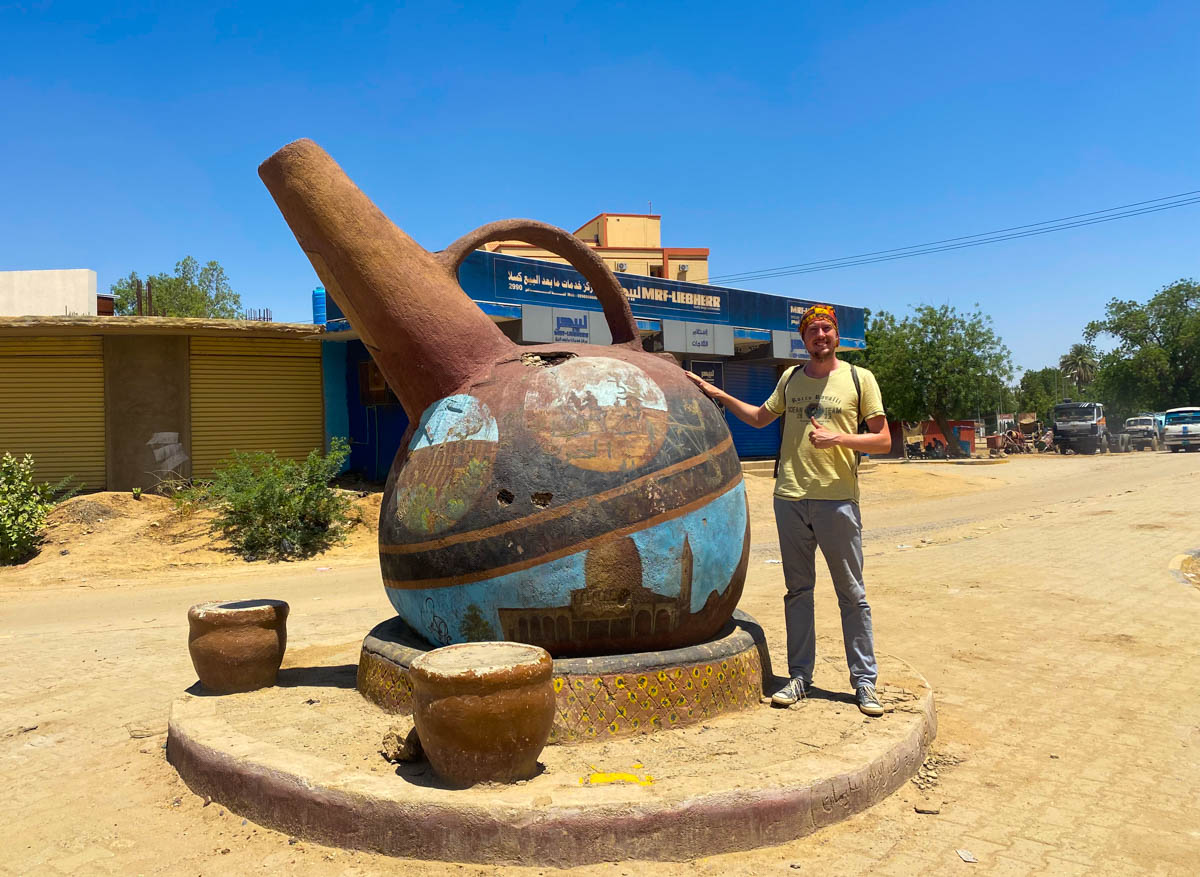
[[2, 453, 1198, 875]]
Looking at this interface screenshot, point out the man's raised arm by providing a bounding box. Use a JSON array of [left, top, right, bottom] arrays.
[[683, 370, 780, 429]]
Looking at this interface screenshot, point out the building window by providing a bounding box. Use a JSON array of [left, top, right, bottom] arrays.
[[649, 265, 664, 278]]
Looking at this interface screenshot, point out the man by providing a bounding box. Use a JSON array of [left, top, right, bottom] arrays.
[[685, 304, 891, 717]]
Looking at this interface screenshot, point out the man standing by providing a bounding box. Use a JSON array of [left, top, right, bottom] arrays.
[[685, 304, 891, 717]]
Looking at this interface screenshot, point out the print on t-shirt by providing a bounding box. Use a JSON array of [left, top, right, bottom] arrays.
[[794, 393, 847, 423]]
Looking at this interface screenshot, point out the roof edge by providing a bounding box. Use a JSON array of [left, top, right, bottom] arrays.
[[0, 315, 324, 339]]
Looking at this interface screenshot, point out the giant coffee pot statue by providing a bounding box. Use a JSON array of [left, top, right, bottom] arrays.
[[260, 140, 748, 656]]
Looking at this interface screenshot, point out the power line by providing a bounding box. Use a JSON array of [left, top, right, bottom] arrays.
[[708, 190, 1200, 285], [714, 197, 1200, 283]]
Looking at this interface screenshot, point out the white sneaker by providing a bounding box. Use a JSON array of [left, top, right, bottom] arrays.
[[771, 677, 808, 706], [856, 683, 884, 717]]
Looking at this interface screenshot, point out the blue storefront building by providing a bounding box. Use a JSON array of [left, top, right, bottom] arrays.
[[318, 250, 866, 479]]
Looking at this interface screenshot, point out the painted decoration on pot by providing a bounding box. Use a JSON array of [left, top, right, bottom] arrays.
[[260, 139, 749, 656], [523, 357, 669, 472], [392, 394, 498, 535]]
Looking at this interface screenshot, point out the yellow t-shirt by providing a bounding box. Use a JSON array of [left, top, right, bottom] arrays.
[[764, 362, 885, 502]]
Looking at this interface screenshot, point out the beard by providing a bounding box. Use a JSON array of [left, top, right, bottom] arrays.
[[806, 343, 836, 361]]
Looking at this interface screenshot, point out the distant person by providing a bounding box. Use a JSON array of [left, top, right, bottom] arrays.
[[685, 305, 891, 717]]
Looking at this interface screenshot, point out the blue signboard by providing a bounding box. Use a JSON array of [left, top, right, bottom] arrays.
[[455, 250, 866, 348], [786, 299, 858, 335], [474, 252, 727, 322], [554, 313, 589, 343], [688, 360, 724, 389]]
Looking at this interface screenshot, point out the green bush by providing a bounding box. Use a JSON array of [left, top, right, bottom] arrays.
[[200, 438, 352, 561], [0, 453, 74, 565]]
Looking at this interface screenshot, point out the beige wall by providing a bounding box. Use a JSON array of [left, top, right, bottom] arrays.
[[602, 215, 660, 248], [0, 270, 97, 317], [574, 217, 601, 243], [670, 259, 709, 283], [488, 213, 709, 283]]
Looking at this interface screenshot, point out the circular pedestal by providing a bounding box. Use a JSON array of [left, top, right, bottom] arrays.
[[167, 653, 935, 865], [187, 599, 289, 693], [410, 642, 555, 786], [358, 611, 770, 743]]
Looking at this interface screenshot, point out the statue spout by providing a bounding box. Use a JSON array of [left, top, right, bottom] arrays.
[[258, 139, 513, 418]]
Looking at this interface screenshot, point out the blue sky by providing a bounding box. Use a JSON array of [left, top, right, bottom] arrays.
[[2, 1, 1196, 372]]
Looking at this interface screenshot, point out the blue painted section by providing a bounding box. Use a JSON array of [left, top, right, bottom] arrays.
[[385, 480, 748, 647], [456, 250, 867, 346], [344, 340, 409, 480], [320, 342, 350, 471], [409, 395, 498, 449]]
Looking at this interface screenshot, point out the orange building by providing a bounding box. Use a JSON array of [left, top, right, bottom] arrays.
[[485, 213, 709, 284]]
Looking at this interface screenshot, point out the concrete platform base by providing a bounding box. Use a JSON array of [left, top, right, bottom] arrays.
[[167, 653, 935, 865], [358, 611, 772, 744]]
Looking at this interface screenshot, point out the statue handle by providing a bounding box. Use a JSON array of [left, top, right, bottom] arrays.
[[438, 219, 640, 346]]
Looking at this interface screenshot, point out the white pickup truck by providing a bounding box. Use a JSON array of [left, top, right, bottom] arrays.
[[1163, 407, 1200, 452], [1123, 416, 1160, 451]]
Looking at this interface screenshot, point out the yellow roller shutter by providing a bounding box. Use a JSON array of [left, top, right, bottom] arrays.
[[189, 337, 324, 479], [0, 337, 106, 488]]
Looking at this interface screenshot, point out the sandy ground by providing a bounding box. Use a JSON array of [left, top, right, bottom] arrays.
[[2, 451, 1199, 875]]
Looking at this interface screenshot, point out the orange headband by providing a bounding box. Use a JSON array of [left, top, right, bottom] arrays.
[[798, 304, 838, 335]]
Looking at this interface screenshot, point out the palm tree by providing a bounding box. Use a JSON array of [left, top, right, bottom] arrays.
[[1059, 344, 1098, 391]]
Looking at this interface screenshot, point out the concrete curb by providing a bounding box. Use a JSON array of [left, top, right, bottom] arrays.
[[167, 666, 936, 865]]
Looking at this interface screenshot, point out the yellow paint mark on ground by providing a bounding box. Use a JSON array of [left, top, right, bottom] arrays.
[[580, 769, 654, 787]]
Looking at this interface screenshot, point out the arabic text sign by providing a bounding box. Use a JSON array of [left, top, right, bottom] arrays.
[[495, 255, 725, 320], [663, 320, 734, 356]]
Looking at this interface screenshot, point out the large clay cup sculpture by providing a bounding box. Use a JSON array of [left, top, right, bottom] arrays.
[[259, 139, 749, 657], [409, 642, 555, 786]]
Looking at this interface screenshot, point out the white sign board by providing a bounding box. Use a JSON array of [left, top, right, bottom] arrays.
[[772, 330, 812, 361], [522, 305, 613, 345], [662, 320, 734, 356]]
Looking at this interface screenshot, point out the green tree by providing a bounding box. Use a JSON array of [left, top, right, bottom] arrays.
[[1085, 278, 1200, 422], [1014, 366, 1062, 425], [865, 305, 1013, 456], [1058, 343, 1099, 391], [111, 256, 242, 318]]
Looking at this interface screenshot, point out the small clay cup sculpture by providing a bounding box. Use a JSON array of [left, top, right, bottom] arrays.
[[409, 642, 555, 787], [187, 599, 289, 693]]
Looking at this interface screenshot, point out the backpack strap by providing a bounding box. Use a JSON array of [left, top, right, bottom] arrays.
[[773, 365, 802, 478], [850, 364, 863, 471]]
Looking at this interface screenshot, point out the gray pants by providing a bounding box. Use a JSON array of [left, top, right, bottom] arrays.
[[773, 497, 878, 690]]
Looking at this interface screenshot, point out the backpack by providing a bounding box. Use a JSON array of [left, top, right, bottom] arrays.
[[773, 364, 866, 478]]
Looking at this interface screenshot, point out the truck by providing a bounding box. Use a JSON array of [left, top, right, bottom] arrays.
[[1052, 400, 1129, 454], [1163, 406, 1200, 452], [1123, 415, 1160, 451]]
